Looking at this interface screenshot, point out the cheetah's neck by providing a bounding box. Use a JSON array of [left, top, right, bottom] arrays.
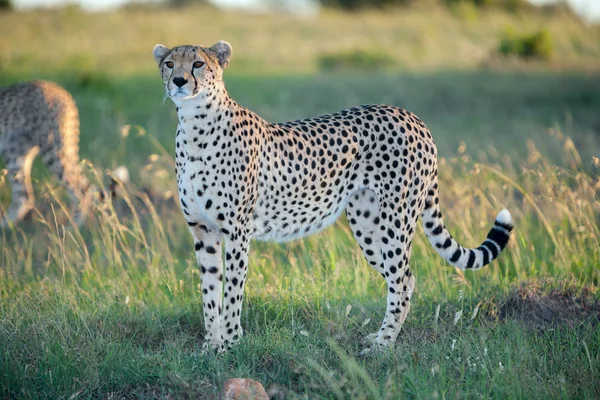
[[173, 87, 234, 149]]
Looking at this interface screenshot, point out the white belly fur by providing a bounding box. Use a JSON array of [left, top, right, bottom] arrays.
[[252, 194, 352, 243]]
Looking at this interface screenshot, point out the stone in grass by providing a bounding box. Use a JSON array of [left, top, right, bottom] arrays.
[[223, 378, 269, 400]]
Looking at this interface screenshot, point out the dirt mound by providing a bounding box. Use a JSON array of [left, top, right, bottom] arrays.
[[498, 280, 600, 329]]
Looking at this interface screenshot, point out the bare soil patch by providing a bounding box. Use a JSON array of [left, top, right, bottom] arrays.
[[497, 279, 600, 329]]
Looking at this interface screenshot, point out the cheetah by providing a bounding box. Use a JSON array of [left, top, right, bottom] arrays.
[[0, 80, 92, 228], [153, 41, 514, 353]]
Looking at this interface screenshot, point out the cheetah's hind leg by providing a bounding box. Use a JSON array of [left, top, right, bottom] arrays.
[[347, 190, 418, 355], [346, 189, 388, 350]]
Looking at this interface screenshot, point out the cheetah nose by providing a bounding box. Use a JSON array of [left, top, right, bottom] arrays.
[[173, 77, 188, 88]]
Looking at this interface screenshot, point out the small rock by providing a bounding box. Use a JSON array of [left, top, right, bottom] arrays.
[[223, 378, 269, 400]]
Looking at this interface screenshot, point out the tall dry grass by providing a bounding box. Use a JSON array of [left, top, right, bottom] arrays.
[[0, 123, 598, 398]]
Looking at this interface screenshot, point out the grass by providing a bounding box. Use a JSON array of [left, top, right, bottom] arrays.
[[2, 71, 599, 170], [0, 69, 598, 398], [1, 4, 600, 399]]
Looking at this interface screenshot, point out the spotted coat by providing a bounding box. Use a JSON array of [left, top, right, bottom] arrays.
[[0, 81, 91, 227], [153, 41, 514, 353]]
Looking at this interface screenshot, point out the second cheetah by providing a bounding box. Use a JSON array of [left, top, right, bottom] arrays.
[[0, 80, 91, 228]]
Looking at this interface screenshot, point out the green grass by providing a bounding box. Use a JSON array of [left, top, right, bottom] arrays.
[[1, 4, 600, 398], [2, 70, 599, 170], [0, 70, 599, 398]]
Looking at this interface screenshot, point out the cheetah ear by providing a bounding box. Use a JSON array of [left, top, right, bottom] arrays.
[[153, 44, 170, 65], [209, 41, 232, 69]]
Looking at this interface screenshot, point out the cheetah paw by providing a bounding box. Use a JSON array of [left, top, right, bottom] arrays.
[[362, 332, 379, 345], [359, 335, 393, 356], [220, 329, 244, 352], [359, 342, 393, 357], [200, 339, 222, 356]]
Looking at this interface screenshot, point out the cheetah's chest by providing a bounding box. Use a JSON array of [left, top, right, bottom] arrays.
[[176, 154, 222, 225]]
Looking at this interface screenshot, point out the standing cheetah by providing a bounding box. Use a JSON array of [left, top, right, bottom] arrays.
[[0, 80, 91, 228], [153, 41, 513, 353]]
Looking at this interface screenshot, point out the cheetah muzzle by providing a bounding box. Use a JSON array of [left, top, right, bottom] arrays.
[[153, 41, 514, 354]]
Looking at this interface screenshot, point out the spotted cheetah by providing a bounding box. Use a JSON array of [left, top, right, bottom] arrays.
[[0, 80, 92, 227], [153, 41, 514, 353]]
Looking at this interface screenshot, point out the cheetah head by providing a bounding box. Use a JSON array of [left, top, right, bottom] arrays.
[[152, 41, 232, 102]]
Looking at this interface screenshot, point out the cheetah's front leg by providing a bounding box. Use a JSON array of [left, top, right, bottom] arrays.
[[220, 228, 251, 351], [189, 222, 224, 352], [1, 145, 39, 228]]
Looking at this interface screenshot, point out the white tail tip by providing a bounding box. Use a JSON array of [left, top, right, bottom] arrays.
[[496, 209, 513, 226]]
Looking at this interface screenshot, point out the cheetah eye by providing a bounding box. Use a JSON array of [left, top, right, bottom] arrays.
[[193, 61, 205, 69], [165, 61, 174, 68]]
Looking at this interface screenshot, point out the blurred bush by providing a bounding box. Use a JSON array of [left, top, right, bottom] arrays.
[[498, 28, 553, 60], [445, 0, 534, 21], [163, 0, 209, 7], [318, 0, 561, 14], [445, 0, 532, 12], [318, 0, 411, 10], [0, 0, 12, 11], [318, 49, 395, 71]]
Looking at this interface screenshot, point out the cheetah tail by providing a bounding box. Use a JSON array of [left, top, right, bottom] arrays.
[[420, 182, 513, 270]]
